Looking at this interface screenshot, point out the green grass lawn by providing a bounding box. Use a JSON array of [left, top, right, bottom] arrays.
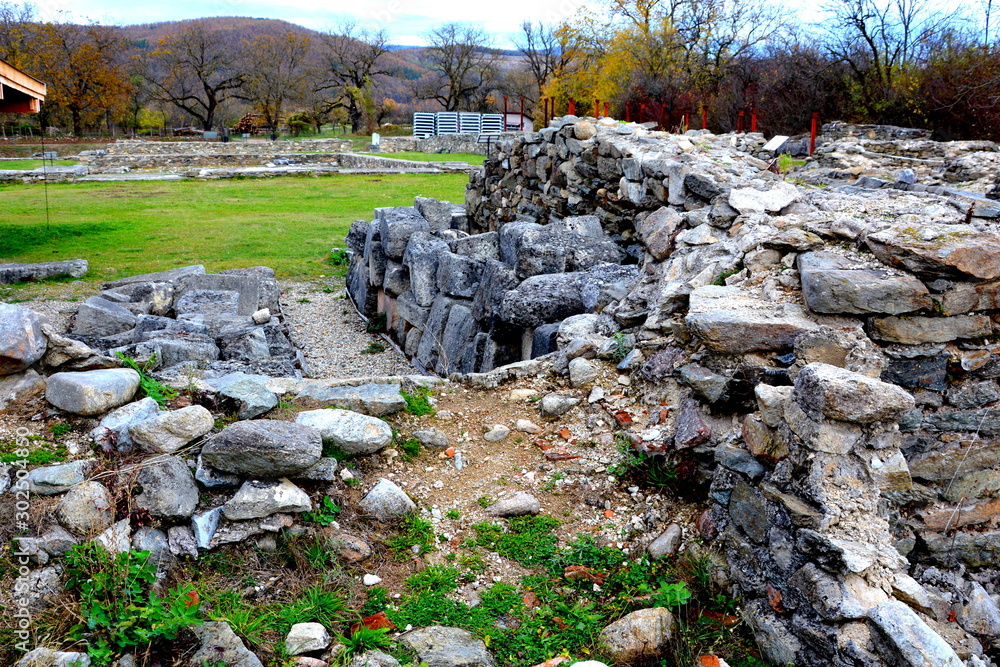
[[0, 173, 468, 280], [0, 159, 80, 169], [362, 151, 486, 165]]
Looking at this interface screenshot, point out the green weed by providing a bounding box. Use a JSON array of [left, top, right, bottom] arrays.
[[116, 352, 177, 407], [362, 341, 387, 354], [303, 496, 341, 526], [387, 514, 435, 561], [401, 386, 435, 416]]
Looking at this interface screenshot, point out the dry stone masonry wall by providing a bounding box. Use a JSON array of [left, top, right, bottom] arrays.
[[351, 115, 1000, 666]]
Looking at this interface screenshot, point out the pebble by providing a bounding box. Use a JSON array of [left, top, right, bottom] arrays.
[[516, 419, 542, 434], [483, 424, 510, 441], [617, 375, 631, 386], [363, 574, 382, 586], [588, 386, 606, 403]]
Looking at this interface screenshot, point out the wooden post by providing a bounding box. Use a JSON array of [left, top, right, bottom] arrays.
[[519, 97, 524, 131], [810, 112, 819, 155], [751, 109, 758, 133], [595, 98, 600, 118], [604, 102, 609, 118], [737, 110, 745, 133], [568, 99, 576, 115]]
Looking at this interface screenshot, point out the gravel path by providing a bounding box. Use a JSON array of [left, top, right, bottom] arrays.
[[281, 280, 416, 378]]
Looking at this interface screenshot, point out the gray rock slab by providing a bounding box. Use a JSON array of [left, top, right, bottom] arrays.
[[870, 314, 992, 344], [89, 397, 160, 451], [647, 523, 683, 559], [223, 478, 311, 520], [540, 393, 580, 417], [359, 478, 416, 521], [485, 492, 540, 517], [133, 455, 200, 518], [0, 303, 47, 375], [294, 383, 406, 417], [798, 251, 931, 315], [102, 265, 205, 290], [129, 405, 214, 453], [867, 600, 963, 667], [793, 363, 914, 424], [599, 607, 674, 664], [498, 272, 585, 328], [294, 408, 393, 455], [399, 626, 495, 667], [866, 223, 1000, 280], [0, 368, 46, 410], [209, 372, 278, 419], [189, 621, 264, 667], [26, 460, 95, 495], [685, 285, 816, 354], [14, 647, 91, 667], [201, 420, 322, 476], [71, 296, 138, 336], [57, 481, 113, 535], [0, 259, 88, 284], [45, 368, 140, 416]]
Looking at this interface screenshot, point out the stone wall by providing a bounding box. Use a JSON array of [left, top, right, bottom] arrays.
[[83, 152, 474, 174], [352, 116, 1000, 666], [380, 133, 521, 156], [101, 138, 353, 155]]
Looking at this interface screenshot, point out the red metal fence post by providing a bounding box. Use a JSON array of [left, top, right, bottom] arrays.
[[751, 109, 758, 133], [568, 98, 576, 115], [810, 112, 819, 154], [737, 110, 745, 133], [702, 106, 708, 130], [519, 97, 524, 130], [604, 102, 609, 118]]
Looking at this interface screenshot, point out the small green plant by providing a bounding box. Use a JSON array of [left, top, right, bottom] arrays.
[[366, 312, 387, 333], [49, 423, 73, 437], [362, 341, 386, 354], [64, 544, 202, 665], [609, 332, 633, 362], [0, 439, 68, 465], [477, 495, 494, 508], [116, 353, 177, 407], [405, 565, 460, 594], [401, 386, 435, 416], [339, 627, 392, 659], [712, 268, 741, 286], [387, 514, 435, 561], [653, 581, 693, 608], [445, 509, 461, 520], [398, 437, 421, 460], [297, 297, 311, 303], [329, 248, 350, 265], [777, 153, 805, 172], [303, 496, 341, 526], [360, 587, 391, 616]]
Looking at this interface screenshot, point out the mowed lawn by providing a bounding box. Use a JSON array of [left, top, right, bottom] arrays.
[[0, 173, 468, 280]]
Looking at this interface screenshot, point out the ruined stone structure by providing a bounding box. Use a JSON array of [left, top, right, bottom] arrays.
[[347, 115, 1000, 666]]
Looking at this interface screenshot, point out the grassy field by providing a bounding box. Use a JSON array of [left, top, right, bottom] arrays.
[[0, 173, 468, 280], [0, 159, 80, 169], [363, 151, 486, 165]]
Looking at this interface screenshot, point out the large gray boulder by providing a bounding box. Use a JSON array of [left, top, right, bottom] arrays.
[[0, 303, 47, 375], [89, 396, 161, 451], [599, 607, 674, 664], [294, 383, 406, 417], [378, 207, 431, 260], [359, 478, 416, 520], [798, 251, 931, 315], [685, 285, 816, 354], [509, 222, 624, 280], [201, 420, 322, 476], [72, 296, 138, 336], [26, 460, 95, 495], [133, 455, 200, 517], [129, 405, 214, 453], [189, 621, 264, 667], [45, 368, 141, 416], [57, 481, 113, 535], [866, 223, 1000, 280], [209, 372, 278, 419], [0, 259, 88, 284], [101, 281, 174, 316], [399, 626, 495, 667], [14, 647, 91, 667], [403, 232, 449, 307], [498, 272, 586, 328], [794, 363, 915, 424], [867, 601, 963, 667], [294, 409, 393, 455], [223, 479, 311, 520]]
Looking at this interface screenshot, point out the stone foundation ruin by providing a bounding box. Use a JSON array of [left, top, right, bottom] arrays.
[[347, 115, 1000, 666]]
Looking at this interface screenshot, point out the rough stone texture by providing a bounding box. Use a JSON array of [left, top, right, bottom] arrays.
[[867, 601, 964, 667], [794, 363, 915, 424], [798, 251, 931, 315], [202, 420, 322, 477], [485, 492, 541, 517], [685, 285, 816, 354], [294, 382, 406, 417], [540, 393, 580, 417], [130, 405, 214, 453], [294, 409, 393, 455], [647, 523, 683, 559], [482, 424, 510, 442], [0, 368, 46, 411], [209, 372, 278, 419], [568, 357, 599, 386], [399, 626, 496, 667], [359, 478, 416, 520], [45, 368, 141, 416], [14, 647, 91, 667], [728, 181, 799, 214], [414, 427, 450, 448], [72, 295, 141, 336], [96, 518, 132, 554], [323, 530, 373, 562], [223, 479, 312, 520], [0, 259, 88, 284], [190, 621, 265, 667], [27, 460, 95, 495], [866, 223, 1000, 280], [350, 651, 401, 667], [0, 303, 47, 375], [57, 481, 113, 535], [870, 314, 992, 344], [89, 397, 160, 451], [285, 622, 332, 655], [599, 607, 674, 664], [498, 272, 585, 328], [134, 455, 200, 518]]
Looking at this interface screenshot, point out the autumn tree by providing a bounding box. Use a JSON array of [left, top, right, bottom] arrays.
[[316, 23, 389, 132], [0, 1, 35, 69], [414, 23, 500, 111], [514, 21, 574, 106], [34, 19, 132, 135], [243, 32, 314, 132], [145, 20, 247, 131]]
